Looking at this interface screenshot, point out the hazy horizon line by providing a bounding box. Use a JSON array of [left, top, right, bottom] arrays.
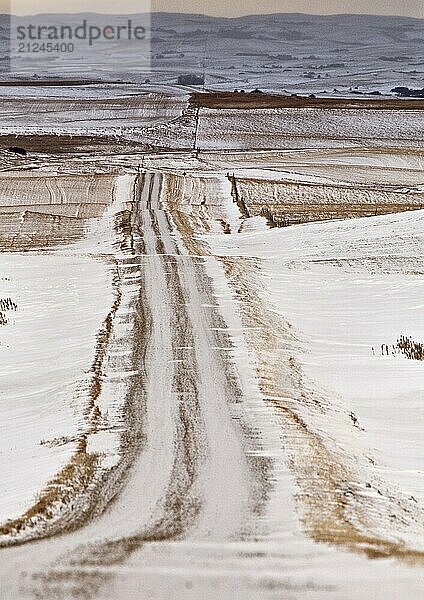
[[4, 10, 424, 20]]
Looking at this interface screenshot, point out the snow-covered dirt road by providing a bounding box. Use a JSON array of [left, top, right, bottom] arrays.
[[0, 170, 265, 598]]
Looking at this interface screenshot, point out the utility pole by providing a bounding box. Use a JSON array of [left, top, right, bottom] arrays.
[[193, 106, 200, 157], [193, 27, 210, 157]]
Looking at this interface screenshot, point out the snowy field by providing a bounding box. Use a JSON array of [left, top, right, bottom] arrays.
[[0, 83, 423, 600], [197, 108, 424, 150], [210, 208, 424, 504], [0, 252, 114, 523]]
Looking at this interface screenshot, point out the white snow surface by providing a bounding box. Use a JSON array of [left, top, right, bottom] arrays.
[[0, 174, 136, 524], [0, 252, 114, 522], [208, 208, 424, 502]]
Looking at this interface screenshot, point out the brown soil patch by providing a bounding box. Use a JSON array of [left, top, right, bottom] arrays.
[[258, 203, 422, 227], [0, 80, 110, 87], [0, 135, 145, 155], [0, 441, 99, 540], [190, 92, 424, 111]]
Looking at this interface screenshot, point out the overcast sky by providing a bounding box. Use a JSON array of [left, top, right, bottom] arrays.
[[4, 0, 424, 18]]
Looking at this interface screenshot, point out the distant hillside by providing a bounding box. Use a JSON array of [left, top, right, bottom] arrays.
[[1, 12, 423, 93]]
